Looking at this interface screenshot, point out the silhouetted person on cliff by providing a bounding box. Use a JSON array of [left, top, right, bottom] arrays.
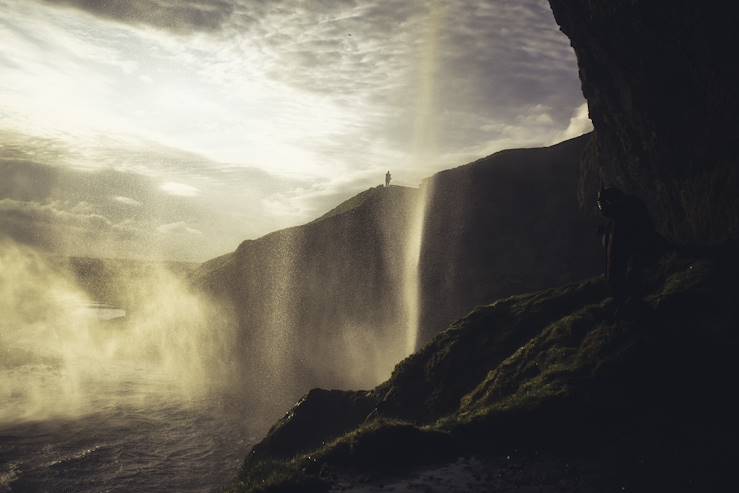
[[597, 186, 664, 308], [385, 170, 391, 187]]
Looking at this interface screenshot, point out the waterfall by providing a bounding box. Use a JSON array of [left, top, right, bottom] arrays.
[[402, 0, 444, 354], [402, 184, 428, 354]]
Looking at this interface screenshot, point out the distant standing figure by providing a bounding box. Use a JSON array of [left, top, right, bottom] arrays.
[[597, 186, 664, 306], [385, 170, 391, 187]]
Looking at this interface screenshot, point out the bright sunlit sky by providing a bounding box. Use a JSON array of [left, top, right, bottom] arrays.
[[0, 0, 592, 261]]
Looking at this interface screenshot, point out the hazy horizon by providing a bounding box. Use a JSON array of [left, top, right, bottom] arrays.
[[0, 0, 592, 262]]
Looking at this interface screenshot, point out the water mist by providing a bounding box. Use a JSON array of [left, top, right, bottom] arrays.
[[0, 242, 236, 426], [401, 186, 429, 354], [401, 1, 443, 353]]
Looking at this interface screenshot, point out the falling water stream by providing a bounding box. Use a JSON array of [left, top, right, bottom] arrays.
[[402, 184, 428, 355], [397, 2, 443, 355]]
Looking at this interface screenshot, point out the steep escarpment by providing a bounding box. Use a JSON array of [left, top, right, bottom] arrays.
[[194, 185, 418, 410], [548, 0, 739, 243], [418, 133, 601, 343], [235, 246, 739, 492], [195, 135, 601, 409]]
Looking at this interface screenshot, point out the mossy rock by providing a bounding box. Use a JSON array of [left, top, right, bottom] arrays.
[[235, 248, 739, 492]]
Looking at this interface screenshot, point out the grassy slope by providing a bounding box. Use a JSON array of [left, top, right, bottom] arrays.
[[232, 244, 739, 492], [310, 185, 401, 224]]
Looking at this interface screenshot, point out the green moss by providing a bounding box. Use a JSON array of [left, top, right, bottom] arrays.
[[237, 419, 457, 492], [235, 249, 739, 491], [315, 419, 457, 471], [233, 460, 328, 493]]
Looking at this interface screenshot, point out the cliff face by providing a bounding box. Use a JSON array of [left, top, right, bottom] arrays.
[[194, 186, 418, 409], [195, 135, 601, 408], [548, 0, 739, 243], [418, 133, 600, 344]]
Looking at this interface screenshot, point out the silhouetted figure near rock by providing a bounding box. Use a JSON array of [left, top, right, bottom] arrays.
[[597, 186, 664, 308], [385, 170, 391, 187]]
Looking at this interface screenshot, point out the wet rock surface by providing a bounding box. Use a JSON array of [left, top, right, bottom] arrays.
[[417, 134, 601, 344], [549, 0, 739, 243], [233, 246, 739, 492], [329, 455, 602, 493], [248, 389, 376, 463]]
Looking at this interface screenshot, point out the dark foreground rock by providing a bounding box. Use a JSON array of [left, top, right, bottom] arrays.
[[230, 244, 739, 492], [548, 0, 739, 243]]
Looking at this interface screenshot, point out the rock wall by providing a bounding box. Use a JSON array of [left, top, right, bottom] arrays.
[[195, 186, 418, 410], [549, 0, 739, 243], [195, 136, 602, 409], [417, 134, 601, 344]]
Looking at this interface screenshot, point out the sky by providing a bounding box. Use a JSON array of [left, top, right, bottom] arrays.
[[0, 0, 592, 261]]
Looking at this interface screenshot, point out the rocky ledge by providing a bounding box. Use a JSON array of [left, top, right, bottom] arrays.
[[230, 242, 739, 492]]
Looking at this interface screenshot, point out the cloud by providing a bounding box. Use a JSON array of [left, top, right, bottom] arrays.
[[0, 199, 110, 230], [156, 221, 202, 236], [205, 0, 585, 167], [1, 0, 589, 260], [0, 134, 318, 260], [555, 103, 594, 143], [40, 0, 235, 34], [0, 197, 144, 256], [112, 195, 142, 207], [160, 182, 200, 197], [4, 0, 585, 178]]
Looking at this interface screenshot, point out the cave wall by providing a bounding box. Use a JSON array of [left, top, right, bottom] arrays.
[[549, 0, 739, 243]]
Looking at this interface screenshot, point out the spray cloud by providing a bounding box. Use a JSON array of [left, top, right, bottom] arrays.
[[0, 241, 236, 426]]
